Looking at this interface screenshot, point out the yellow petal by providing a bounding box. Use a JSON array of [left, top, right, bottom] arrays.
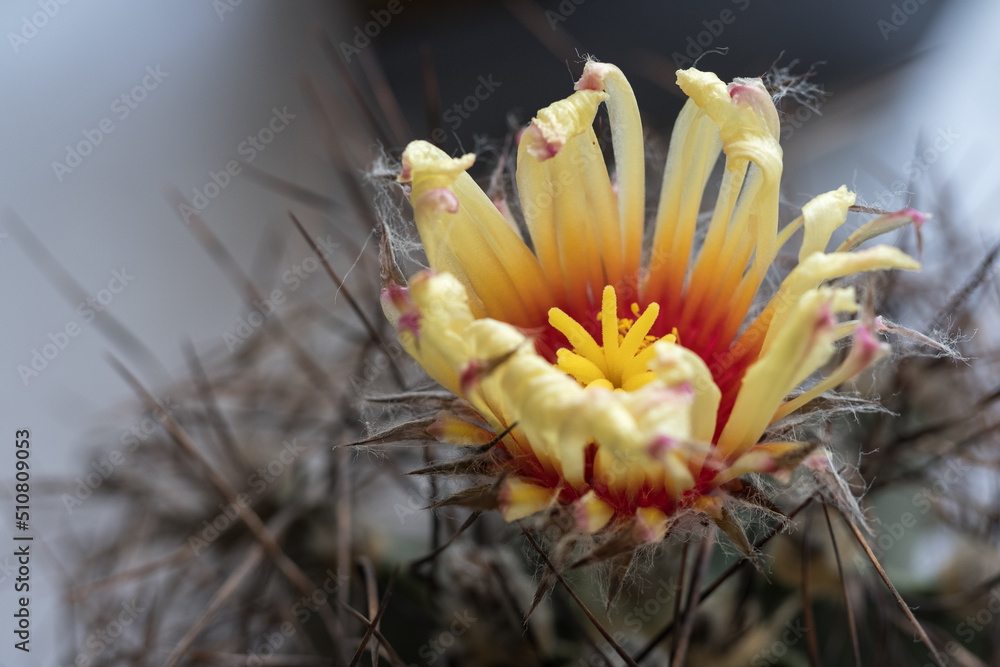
[[836, 208, 928, 253], [573, 490, 615, 533], [648, 342, 720, 443], [634, 506, 670, 543], [499, 478, 559, 521], [426, 411, 498, 446], [692, 495, 724, 520], [522, 89, 608, 159], [672, 70, 783, 350], [398, 271, 476, 396], [717, 288, 856, 461], [576, 61, 645, 284], [770, 323, 889, 424], [757, 246, 920, 356], [713, 441, 812, 485], [518, 91, 609, 314], [646, 99, 722, 311], [400, 141, 552, 325], [798, 186, 856, 262]]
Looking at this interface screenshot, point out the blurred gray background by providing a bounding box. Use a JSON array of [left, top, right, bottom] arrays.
[[0, 0, 994, 662]]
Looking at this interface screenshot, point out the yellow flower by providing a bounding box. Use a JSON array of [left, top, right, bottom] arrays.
[[384, 62, 920, 541]]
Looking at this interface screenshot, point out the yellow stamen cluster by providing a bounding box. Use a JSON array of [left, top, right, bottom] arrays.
[[548, 285, 675, 391]]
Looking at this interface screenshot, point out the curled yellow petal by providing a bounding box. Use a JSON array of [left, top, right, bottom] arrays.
[[798, 186, 856, 262], [648, 342, 720, 444], [518, 91, 614, 312], [522, 89, 607, 160]]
